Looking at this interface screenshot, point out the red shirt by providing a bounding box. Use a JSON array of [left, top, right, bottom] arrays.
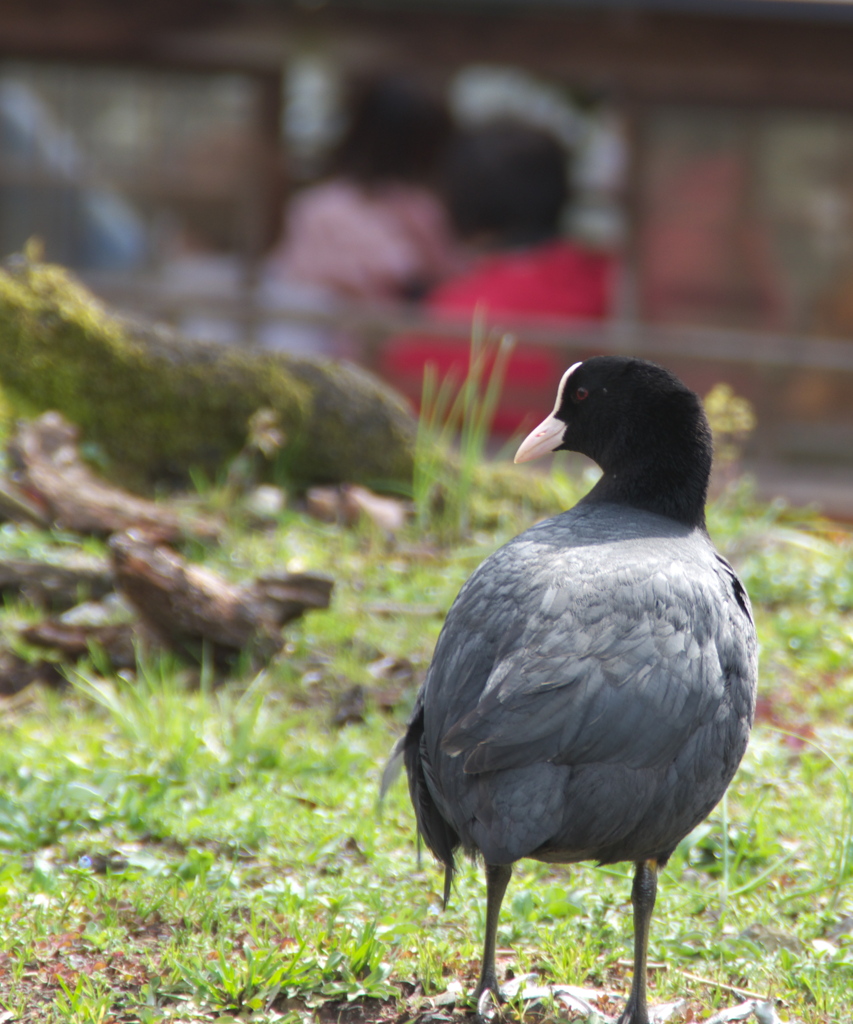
[[429, 240, 611, 319], [380, 241, 613, 432]]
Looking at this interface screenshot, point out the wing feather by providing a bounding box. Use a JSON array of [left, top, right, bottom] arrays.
[[432, 527, 751, 778]]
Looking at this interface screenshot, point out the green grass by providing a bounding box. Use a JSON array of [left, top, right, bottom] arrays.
[[413, 313, 517, 542], [0, 470, 851, 1022]]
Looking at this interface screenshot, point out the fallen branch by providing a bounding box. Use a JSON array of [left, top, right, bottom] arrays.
[[677, 969, 769, 1002], [21, 619, 136, 670], [110, 531, 332, 665], [0, 479, 51, 528], [305, 484, 409, 532], [0, 650, 65, 696], [9, 412, 221, 542], [0, 555, 113, 610]]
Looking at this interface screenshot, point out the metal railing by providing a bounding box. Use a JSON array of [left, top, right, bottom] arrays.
[[85, 272, 853, 374]]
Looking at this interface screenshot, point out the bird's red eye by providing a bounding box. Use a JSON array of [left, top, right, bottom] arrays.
[[575, 387, 589, 401]]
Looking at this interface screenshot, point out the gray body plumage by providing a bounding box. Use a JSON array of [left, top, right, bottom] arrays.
[[401, 500, 757, 878]]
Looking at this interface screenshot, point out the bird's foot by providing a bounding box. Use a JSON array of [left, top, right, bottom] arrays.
[[616, 1008, 646, 1024], [616, 998, 685, 1024], [475, 985, 502, 1022], [473, 972, 505, 1023], [615, 992, 648, 1024]]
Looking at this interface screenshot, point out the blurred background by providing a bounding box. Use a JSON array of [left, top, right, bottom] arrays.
[[4, 0, 853, 512]]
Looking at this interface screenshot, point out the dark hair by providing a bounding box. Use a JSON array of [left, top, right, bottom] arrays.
[[332, 73, 451, 185], [444, 121, 570, 247]]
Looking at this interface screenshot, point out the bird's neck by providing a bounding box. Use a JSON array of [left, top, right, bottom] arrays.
[[583, 450, 710, 530]]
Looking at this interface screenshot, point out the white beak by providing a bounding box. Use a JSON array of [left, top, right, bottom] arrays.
[[514, 413, 566, 464]]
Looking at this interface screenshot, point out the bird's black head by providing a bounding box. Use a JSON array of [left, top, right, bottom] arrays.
[[515, 356, 713, 527]]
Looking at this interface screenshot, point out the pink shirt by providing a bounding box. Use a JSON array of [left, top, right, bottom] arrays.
[[269, 179, 457, 301]]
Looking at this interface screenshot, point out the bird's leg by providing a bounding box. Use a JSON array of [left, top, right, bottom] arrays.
[[474, 862, 512, 1014], [617, 859, 658, 1024]]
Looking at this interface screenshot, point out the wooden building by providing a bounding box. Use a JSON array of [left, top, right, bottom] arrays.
[[4, 0, 853, 508]]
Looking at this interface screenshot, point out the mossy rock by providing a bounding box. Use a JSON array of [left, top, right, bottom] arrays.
[[0, 253, 416, 490]]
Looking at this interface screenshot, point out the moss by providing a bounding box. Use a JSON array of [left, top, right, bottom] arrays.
[[0, 255, 416, 490], [283, 356, 416, 488]]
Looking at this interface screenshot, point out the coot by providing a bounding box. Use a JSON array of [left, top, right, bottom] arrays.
[[385, 357, 757, 1024]]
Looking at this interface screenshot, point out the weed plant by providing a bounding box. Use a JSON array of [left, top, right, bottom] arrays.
[[413, 312, 515, 542]]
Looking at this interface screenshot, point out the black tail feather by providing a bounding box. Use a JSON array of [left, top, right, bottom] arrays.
[[443, 864, 454, 909], [399, 702, 460, 902]]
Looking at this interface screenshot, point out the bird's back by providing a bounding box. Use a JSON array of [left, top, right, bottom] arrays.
[[404, 502, 757, 872]]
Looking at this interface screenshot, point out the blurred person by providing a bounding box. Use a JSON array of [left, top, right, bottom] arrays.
[[380, 120, 615, 431], [160, 213, 243, 346], [260, 72, 458, 355], [157, 122, 279, 347], [0, 78, 147, 271]]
